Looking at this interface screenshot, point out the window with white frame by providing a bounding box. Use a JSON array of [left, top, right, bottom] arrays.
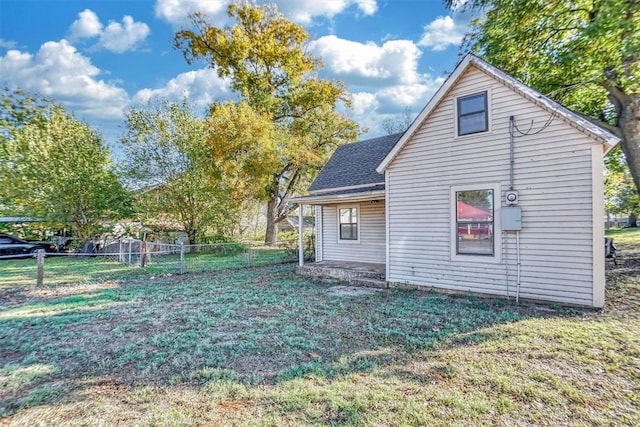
[[457, 91, 488, 136], [338, 207, 358, 240], [455, 188, 494, 256]]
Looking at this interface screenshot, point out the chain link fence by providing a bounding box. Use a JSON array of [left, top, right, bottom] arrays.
[[0, 236, 315, 287]]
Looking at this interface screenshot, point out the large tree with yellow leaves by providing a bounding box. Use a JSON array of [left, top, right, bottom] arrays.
[[175, 1, 360, 244]]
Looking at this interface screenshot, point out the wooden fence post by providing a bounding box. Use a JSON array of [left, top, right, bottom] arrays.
[[140, 241, 146, 268], [36, 249, 45, 287]]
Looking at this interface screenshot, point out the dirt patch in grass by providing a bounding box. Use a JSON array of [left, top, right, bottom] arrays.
[[327, 285, 386, 297], [603, 238, 640, 315]]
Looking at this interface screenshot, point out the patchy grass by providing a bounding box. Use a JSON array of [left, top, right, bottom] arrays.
[[1, 230, 639, 425], [605, 227, 640, 315]]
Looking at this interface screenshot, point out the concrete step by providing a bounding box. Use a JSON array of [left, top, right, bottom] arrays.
[[349, 277, 389, 289], [297, 265, 385, 282]]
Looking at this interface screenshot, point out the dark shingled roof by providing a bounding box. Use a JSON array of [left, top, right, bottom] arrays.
[[308, 132, 402, 192]]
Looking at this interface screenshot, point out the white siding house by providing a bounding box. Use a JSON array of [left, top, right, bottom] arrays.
[[291, 133, 399, 265], [293, 55, 619, 308], [318, 203, 385, 264]]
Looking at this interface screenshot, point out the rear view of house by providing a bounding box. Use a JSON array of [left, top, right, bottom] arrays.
[[293, 54, 619, 308]]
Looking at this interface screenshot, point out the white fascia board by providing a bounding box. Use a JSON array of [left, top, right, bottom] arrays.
[[289, 190, 385, 205], [308, 182, 384, 195]]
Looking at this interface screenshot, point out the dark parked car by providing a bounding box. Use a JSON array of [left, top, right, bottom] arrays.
[[0, 233, 57, 257]]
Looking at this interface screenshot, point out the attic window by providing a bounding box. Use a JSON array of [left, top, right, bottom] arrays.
[[457, 92, 488, 135]]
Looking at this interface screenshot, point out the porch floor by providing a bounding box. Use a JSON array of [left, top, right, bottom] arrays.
[[296, 260, 387, 288]]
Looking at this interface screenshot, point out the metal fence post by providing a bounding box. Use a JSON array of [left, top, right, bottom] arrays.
[[128, 240, 132, 266], [247, 241, 252, 267], [36, 249, 45, 287], [179, 242, 185, 274]]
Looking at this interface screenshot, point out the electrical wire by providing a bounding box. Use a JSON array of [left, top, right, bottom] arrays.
[[510, 112, 555, 136]]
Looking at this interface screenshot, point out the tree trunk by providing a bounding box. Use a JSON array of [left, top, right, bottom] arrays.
[[618, 96, 640, 197], [629, 212, 637, 228], [265, 196, 278, 246], [187, 228, 197, 245]]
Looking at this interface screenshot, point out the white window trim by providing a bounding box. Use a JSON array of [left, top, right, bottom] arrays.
[[337, 204, 360, 244], [454, 89, 492, 138], [315, 205, 323, 262], [450, 183, 501, 263]]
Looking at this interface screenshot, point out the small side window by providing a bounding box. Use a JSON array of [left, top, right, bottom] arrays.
[[458, 92, 488, 135], [339, 207, 358, 240]]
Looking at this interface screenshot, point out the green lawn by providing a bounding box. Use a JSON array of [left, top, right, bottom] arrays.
[[0, 229, 638, 425], [0, 244, 296, 288]]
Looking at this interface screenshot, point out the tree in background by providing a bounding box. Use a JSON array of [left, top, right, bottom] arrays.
[[121, 98, 238, 244], [382, 107, 414, 135], [175, 1, 360, 245], [451, 0, 639, 195], [0, 88, 131, 241], [1, 88, 51, 217], [605, 146, 639, 227]]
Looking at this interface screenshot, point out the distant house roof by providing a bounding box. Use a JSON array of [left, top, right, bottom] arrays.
[[281, 215, 316, 232], [308, 132, 402, 194], [456, 201, 491, 221], [0, 217, 44, 223]]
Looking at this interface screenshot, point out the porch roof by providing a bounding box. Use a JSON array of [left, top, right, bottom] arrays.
[[290, 185, 384, 205]]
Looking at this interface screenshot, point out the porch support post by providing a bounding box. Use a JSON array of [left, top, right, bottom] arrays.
[[298, 204, 304, 266]]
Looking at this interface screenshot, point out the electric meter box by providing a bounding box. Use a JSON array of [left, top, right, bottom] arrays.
[[501, 207, 522, 231]]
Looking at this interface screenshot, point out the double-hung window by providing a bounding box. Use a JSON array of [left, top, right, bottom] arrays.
[[339, 207, 358, 241], [457, 91, 488, 135], [454, 188, 495, 256]]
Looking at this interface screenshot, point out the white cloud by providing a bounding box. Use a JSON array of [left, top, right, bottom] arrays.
[[355, 0, 378, 15], [69, 9, 103, 40], [68, 9, 149, 53], [99, 16, 150, 53], [155, 0, 230, 27], [375, 82, 441, 112], [350, 92, 378, 116], [310, 35, 421, 86], [276, 0, 377, 24], [133, 68, 231, 110], [154, 0, 378, 27], [0, 40, 129, 120], [0, 38, 18, 49], [310, 35, 444, 136], [418, 15, 467, 51]]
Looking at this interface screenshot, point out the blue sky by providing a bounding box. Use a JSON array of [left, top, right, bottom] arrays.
[[0, 0, 474, 157]]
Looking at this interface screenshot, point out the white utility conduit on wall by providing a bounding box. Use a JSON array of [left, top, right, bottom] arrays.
[[508, 116, 522, 303]]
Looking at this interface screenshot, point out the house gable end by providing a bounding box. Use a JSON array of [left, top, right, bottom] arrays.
[[376, 54, 620, 173]]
